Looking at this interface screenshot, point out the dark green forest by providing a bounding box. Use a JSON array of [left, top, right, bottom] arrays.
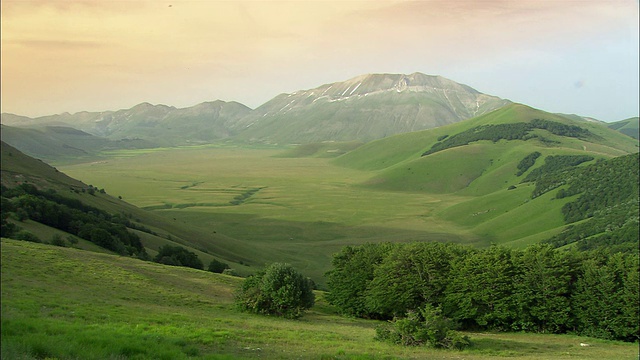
[[1, 183, 148, 258], [326, 242, 638, 342], [422, 119, 595, 156], [524, 153, 639, 252]]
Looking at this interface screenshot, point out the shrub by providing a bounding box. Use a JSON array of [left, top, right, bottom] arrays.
[[222, 268, 239, 276], [235, 262, 315, 319], [50, 234, 67, 247], [153, 245, 204, 270], [375, 304, 470, 350], [13, 230, 41, 243], [208, 259, 230, 273]]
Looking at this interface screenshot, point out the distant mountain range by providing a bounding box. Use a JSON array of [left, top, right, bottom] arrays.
[[1, 72, 637, 161]]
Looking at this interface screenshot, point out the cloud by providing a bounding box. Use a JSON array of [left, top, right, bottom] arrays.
[[1, 0, 637, 119], [5, 39, 107, 50]]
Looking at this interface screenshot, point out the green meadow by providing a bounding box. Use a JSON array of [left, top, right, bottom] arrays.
[[59, 146, 478, 283], [3, 239, 638, 360], [56, 129, 631, 285]]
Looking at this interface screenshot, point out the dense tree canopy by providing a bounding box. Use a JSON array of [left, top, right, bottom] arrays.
[[422, 119, 595, 156], [153, 245, 204, 270], [534, 153, 639, 252], [326, 242, 638, 342]]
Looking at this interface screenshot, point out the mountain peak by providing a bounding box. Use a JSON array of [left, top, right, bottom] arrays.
[[233, 72, 511, 144]]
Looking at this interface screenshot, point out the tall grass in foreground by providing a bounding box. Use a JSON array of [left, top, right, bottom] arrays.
[[2, 239, 638, 359]]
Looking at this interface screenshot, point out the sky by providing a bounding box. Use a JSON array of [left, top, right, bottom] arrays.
[[1, 0, 638, 122]]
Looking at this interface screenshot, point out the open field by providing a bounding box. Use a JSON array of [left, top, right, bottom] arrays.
[[58, 146, 479, 284], [56, 141, 631, 284], [2, 239, 637, 360]]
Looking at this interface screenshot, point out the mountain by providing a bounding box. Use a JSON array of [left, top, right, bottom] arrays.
[[1, 100, 252, 148], [1, 73, 510, 153], [231, 72, 511, 144], [606, 117, 639, 139], [0, 124, 155, 162]]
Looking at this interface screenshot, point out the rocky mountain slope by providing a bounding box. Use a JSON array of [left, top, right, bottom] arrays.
[[231, 72, 510, 144]]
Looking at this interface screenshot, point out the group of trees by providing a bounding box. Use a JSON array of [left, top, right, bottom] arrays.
[[326, 242, 638, 342], [152, 245, 232, 274], [421, 119, 595, 156], [1, 183, 238, 277], [154, 245, 204, 269], [522, 154, 594, 190], [517, 153, 639, 253], [515, 151, 541, 176], [1, 183, 147, 258]]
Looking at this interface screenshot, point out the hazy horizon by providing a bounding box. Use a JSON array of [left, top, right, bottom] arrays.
[[1, 0, 638, 122]]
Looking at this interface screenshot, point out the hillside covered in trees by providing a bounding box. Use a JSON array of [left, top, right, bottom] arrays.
[[522, 152, 639, 253], [1, 183, 148, 258], [421, 119, 597, 156]]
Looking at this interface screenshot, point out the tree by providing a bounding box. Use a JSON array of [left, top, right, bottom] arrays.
[[325, 242, 395, 318], [365, 242, 464, 318], [572, 253, 639, 341], [443, 246, 517, 330], [235, 262, 315, 319], [208, 258, 230, 273], [511, 244, 579, 333]]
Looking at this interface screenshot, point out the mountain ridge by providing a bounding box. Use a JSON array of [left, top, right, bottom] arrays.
[[1, 72, 510, 150], [230, 72, 511, 143], [2, 72, 636, 161]]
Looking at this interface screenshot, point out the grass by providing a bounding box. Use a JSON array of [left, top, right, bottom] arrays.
[[2, 239, 638, 360], [58, 146, 476, 284], [54, 136, 635, 285]]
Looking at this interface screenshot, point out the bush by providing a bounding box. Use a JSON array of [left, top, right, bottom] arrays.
[[208, 259, 230, 273], [222, 268, 239, 276], [13, 230, 41, 243], [50, 234, 67, 247], [235, 262, 315, 319], [375, 304, 470, 350], [153, 245, 204, 270]]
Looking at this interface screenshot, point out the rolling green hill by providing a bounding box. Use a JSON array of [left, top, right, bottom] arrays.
[[607, 117, 639, 139], [0, 141, 261, 276], [334, 103, 638, 247], [4, 239, 637, 359]]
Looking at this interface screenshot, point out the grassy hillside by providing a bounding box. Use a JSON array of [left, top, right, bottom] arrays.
[[276, 141, 364, 158], [607, 117, 639, 139], [333, 104, 638, 246], [2, 239, 637, 360], [0, 141, 260, 276], [335, 104, 637, 173]]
